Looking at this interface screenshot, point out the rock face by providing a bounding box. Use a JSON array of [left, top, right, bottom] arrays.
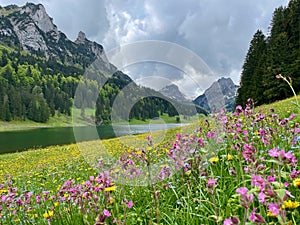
[[159, 84, 190, 103], [193, 77, 239, 112], [0, 3, 113, 73]]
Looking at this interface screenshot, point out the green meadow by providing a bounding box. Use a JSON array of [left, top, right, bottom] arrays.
[[0, 97, 299, 224]]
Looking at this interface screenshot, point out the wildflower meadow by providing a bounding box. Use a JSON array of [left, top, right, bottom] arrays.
[[0, 97, 300, 225]]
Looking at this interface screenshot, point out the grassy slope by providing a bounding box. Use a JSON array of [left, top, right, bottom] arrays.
[[257, 95, 300, 122], [0, 107, 203, 131], [0, 95, 299, 224]]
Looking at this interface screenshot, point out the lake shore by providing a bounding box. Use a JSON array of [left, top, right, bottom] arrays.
[[0, 113, 200, 132]]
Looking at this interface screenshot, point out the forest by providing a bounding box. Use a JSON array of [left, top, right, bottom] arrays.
[[236, 0, 300, 106], [0, 45, 204, 124]]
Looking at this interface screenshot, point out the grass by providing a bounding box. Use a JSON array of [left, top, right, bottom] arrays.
[[0, 109, 203, 132], [0, 97, 299, 224], [0, 108, 91, 131], [258, 95, 300, 122]]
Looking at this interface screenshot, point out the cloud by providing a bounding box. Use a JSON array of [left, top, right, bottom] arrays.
[[102, 0, 289, 96]]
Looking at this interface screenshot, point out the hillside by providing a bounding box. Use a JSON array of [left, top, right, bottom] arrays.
[[0, 3, 205, 125], [0, 94, 299, 224]]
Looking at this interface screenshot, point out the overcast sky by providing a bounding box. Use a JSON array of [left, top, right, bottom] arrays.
[[0, 0, 290, 97]]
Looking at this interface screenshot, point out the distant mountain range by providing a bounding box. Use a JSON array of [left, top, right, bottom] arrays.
[[193, 77, 239, 112], [159, 84, 190, 103], [157, 78, 238, 113]]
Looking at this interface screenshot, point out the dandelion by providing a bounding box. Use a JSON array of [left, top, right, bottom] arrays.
[[43, 211, 54, 219], [227, 154, 233, 160], [185, 171, 191, 176], [104, 186, 116, 192], [109, 197, 115, 204], [293, 178, 300, 188], [282, 200, 300, 209], [209, 157, 219, 163]]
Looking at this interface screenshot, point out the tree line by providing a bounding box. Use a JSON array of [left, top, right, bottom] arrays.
[[236, 0, 300, 106]]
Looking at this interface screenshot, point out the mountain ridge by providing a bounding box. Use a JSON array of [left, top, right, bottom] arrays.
[[0, 3, 114, 73], [159, 84, 191, 103], [193, 77, 238, 112]]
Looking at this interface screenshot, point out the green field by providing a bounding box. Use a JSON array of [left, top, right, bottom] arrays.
[[0, 107, 202, 132], [0, 97, 299, 224]]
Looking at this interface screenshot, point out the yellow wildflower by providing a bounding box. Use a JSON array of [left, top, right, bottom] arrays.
[[185, 171, 191, 176], [209, 157, 219, 163], [267, 211, 277, 217], [0, 189, 8, 194], [43, 211, 54, 219], [293, 178, 300, 188], [104, 186, 116, 192], [227, 154, 233, 160], [282, 200, 300, 209], [54, 202, 59, 207], [109, 197, 115, 203]]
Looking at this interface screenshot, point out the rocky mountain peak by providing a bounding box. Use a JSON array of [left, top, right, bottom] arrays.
[[0, 3, 115, 74], [75, 31, 87, 44], [193, 77, 239, 112], [159, 84, 190, 103], [21, 3, 58, 35]]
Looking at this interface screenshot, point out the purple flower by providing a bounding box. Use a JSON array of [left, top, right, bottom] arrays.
[[251, 174, 266, 191], [242, 143, 256, 163], [223, 216, 240, 225], [249, 208, 266, 224], [268, 203, 280, 216], [207, 178, 217, 188], [258, 192, 266, 205], [224, 218, 233, 225], [236, 187, 254, 208], [103, 209, 111, 217], [267, 175, 276, 182], [206, 131, 216, 139], [236, 187, 248, 196], [127, 200, 133, 209], [290, 169, 300, 179], [268, 148, 279, 158]]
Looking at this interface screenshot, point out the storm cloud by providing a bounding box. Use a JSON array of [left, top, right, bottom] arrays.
[[0, 0, 289, 96]]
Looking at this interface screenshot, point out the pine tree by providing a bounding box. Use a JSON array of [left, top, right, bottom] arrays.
[[236, 30, 267, 106]]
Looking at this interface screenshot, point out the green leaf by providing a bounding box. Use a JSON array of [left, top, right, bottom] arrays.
[[275, 189, 286, 200]]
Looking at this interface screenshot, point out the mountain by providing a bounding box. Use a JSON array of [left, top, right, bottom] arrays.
[[193, 77, 238, 112], [159, 84, 190, 103], [0, 3, 204, 124], [0, 3, 113, 72]]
